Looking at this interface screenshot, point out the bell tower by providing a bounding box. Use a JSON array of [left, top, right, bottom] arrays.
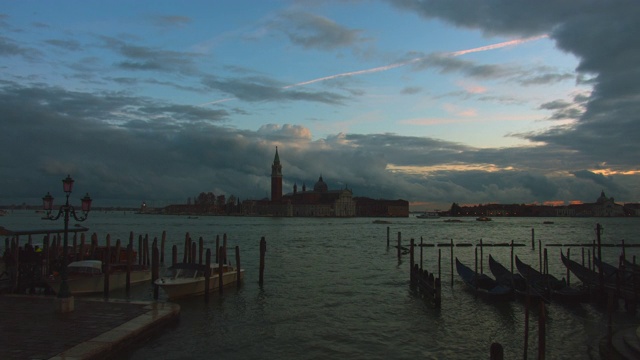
[[271, 147, 282, 202]]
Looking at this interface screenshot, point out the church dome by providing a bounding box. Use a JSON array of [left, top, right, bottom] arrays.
[[313, 176, 328, 192]]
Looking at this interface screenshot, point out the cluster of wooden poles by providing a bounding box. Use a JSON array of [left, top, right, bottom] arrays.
[[387, 224, 638, 359], [3, 228, 269, 302], [397, 233, 549, 360], [408, 237, 441, 308]]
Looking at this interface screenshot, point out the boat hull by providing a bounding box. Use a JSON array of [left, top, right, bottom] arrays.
[[156, 269, 245, 300], [46, 269, 151, 295]]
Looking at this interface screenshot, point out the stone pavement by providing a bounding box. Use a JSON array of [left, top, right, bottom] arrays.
[[0, 295, 179, 360]]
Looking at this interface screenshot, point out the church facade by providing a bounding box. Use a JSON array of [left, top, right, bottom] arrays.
[[242, 148, 408, 217]]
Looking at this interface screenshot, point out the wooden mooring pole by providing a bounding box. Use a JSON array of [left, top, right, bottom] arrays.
[[223, 234, 228, 263], [419, 236, 423, 270], [259, 237, 266, 286], [126, 243, 132, 295], [160, 230, 166, 264], [218, 246, 225, 294], [538, 239, 542, 273], [183, 232, 190, 263], [103, 235, 111, 298], [172, 245, 177, 267], [386, 226, 390, 248], [216, 235, 220, 263], [409, 239, 415, 278], [597, 223, 604, 293], [144, 234, 149, 266], [235, 246, 241, 287], [538, 302, 546, 360], [490, 342, 504, 360], [204, 248, 211, 303], [479, 238, 483, 274], [523, 284, 530, 360], [531, 228, 535, 250], [152, 243, 159, 300], [566, 248, 571, 287], [450, 239, 454, 287], [438, 248, 442, 289]]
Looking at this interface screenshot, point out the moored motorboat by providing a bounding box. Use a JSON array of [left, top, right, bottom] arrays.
[[476, 216, 492, 221], [155, 262, 244, 300], [45, 260, 151, 295]]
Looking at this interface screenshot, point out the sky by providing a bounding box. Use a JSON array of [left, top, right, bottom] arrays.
[[1, 0, 639, 210]]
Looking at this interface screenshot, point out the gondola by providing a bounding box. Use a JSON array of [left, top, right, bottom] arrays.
[[622, 258, 640, 273], [594, 256, 633, 282], [455, 258, 512, 299], [488, 255, 546, 302], [561, 250, 636, 296], [560, 251, 599, 287], [515, 255, 587, 303]]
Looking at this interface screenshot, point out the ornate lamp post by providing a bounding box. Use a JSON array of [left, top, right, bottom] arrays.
[[42, 175, 92, 310]]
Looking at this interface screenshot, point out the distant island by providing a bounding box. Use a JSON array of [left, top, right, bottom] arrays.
[[144, 148, 410, 218], [443, 190, 639, 217]]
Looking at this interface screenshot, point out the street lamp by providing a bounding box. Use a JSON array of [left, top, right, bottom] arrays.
[[42, 174, 92, 301]]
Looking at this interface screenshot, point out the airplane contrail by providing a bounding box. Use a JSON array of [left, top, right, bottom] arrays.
[[201, 34, 548, 105], [284, 35, 548, 89]]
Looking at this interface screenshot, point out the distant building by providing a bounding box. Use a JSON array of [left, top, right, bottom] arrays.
[[243, 148, 408, 217], [271, 147, 283, 202], [560, 190, 625, 217], [448, 190, 630, 217]]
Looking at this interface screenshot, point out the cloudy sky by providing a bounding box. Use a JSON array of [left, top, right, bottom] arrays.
[[1, 0, 639, 210]]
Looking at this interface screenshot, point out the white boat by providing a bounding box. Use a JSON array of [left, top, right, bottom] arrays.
[[155, 262, 244, 300], [416, 211, 440, 219], [45, 260, 151, 295]]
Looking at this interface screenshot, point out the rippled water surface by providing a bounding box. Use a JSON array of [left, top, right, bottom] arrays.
[[3, 212, 640, 359]]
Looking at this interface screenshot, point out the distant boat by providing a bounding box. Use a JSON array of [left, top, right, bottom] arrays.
[[372, 220, 391, 224], [417, 212, 440, 219], [476, 216, 492, 221]]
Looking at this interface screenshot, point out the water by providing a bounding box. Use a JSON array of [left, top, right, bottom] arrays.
[[3, 211, 640, 359]]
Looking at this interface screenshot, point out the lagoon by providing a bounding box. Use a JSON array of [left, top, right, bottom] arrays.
[[3, 211, 639, 359]]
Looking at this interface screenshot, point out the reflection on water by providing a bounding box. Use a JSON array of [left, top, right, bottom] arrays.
[[2, 212, 639, 359]]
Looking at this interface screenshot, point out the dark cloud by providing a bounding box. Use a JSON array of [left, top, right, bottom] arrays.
[[400, 86, 421, 95], [0, 35, 42, 60], [271, 11, 365, 50], [202, 75, 349, 105], [387, 0, 640, 182], [0, 80, 635, 208], [45, 39, 82, 51], [100, 36, 201, 75]]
